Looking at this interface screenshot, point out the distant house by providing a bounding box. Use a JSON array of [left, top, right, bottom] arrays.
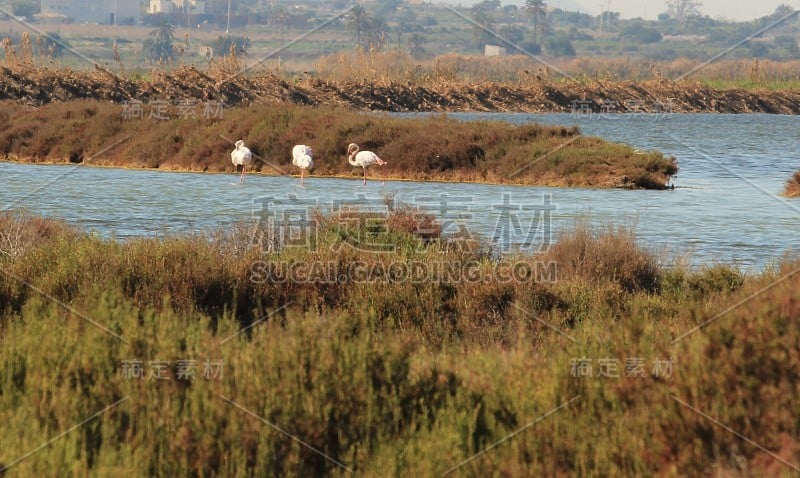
[[484, 44, 506, 56], [198, 45, 213, 58], [148, 0, 206, 15], [40, 0, 140, 24]]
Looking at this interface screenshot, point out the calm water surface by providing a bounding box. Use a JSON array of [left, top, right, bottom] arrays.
[[1, 113, 798, 270]]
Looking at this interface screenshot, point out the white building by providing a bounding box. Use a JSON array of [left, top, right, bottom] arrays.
[[484, 44, 507, 56], [148, 0, 205, 15], [40, 0, 140, 24]]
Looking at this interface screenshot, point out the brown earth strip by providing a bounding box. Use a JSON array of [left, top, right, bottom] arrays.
[[2, 65, 800, 113]]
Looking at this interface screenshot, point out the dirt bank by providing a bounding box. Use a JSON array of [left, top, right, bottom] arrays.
[[1, 65, 799, 113]]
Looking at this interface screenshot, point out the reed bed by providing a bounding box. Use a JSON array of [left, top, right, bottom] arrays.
[[312, 51, 800, 87], [0, 211, 798, 476]]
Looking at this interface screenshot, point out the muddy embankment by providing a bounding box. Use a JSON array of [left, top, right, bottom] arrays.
[[2, 65, 800, 113]]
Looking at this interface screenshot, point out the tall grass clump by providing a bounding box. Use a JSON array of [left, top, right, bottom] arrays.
[[2, 211, 799, 476], [784, 169, 800, 197], [543, 221, 661, 293]]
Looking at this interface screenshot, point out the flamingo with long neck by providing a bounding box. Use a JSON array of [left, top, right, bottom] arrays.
[[230, 140, 253, 184], [347, 143, 386, 186]]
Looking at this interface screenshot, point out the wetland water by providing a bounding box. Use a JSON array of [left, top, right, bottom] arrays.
[[1, 113, 798, 270]]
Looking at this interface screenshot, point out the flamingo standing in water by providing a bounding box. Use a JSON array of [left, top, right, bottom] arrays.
[[292, 144, 314, 187], [347, 143, 386, 186], [231, 140, 253, 184]]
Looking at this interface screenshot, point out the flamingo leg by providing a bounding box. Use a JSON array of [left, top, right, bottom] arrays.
[[363, 167, 367, 186], [300, 169, 305, 187], [240, 165, 247, 184], [377, 156, 386, 185]]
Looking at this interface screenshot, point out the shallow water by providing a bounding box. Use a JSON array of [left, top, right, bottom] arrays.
[[1, 113, 798, 270]]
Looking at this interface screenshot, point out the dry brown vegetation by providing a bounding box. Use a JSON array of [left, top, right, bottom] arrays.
[[3, 60, 800, 113], [315, 52, 800, 84], [0, 99, 678, 188], [542, 222, 661, 293], [1, 211, 798, 476], [785, 169, 800, 197]]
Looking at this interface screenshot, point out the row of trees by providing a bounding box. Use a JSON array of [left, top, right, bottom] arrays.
[[468, 1, 575, 56], [144, 20, 249, 62], [345, 5, 426, 57], [137, 0, 712, 62], [13, 0, 799, 64], [139, 4, 428, 61]]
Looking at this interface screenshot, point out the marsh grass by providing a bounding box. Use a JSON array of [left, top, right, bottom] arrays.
[[312, 52, 800, 90], [1, 211, 799, 476], [784, 169, 800, 197]]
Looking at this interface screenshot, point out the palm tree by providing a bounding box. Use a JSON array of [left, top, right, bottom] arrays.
[[665, 0, 702, 22], [364, 17, 388, 51], [471, 8, 495, 52], [524, 0, 547, 43], [271, 7, 289, 44], [346, 5, 372, 50], [394, 24, 403, 51], [408, 33, 426, 59], [499, 25, 524, 53], [145, 18, 175, 62]]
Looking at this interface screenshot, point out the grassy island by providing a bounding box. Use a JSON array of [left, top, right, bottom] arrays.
[[0, 99, 677, 189]]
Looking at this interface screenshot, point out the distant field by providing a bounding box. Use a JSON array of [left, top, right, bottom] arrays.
[[3, 18, 800, 87]]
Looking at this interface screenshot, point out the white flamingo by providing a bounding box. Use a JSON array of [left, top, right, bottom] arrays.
[[230, 140, 253, 184], [292, 144, 314, 187], [347, 143, 386, 186]]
